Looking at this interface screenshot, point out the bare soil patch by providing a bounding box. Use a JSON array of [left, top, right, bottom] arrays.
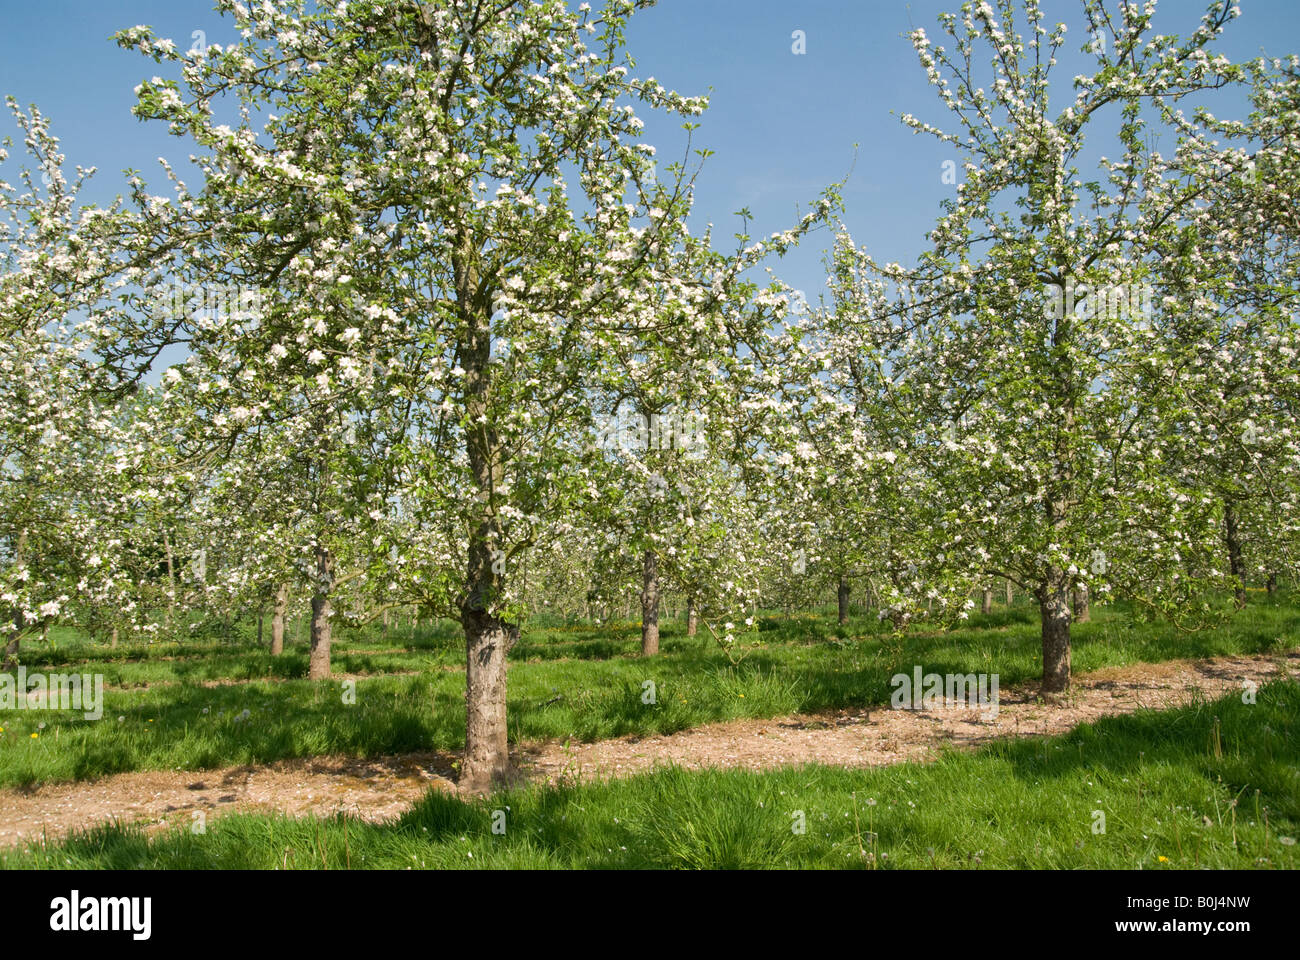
[[0, 753, 458, 849], [517, 650, 1298, 785], [2, 649, 1294, 848]]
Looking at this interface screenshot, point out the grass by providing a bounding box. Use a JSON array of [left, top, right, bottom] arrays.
[[0, 594, 1295, 788], [6, 678, 1296, 869]]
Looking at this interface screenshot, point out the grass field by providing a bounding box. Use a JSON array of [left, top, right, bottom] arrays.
[[0, 596, 1296, 790], [5, 677, 1296, 869]]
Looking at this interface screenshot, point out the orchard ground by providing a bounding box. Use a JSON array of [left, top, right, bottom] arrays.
[[0, 592, 1297, 868]]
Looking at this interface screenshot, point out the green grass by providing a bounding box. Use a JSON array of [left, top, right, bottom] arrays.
[[6, 678, 1296, 869], [0, 595, 1295, 788]]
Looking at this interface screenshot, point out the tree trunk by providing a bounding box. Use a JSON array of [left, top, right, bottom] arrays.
[[1266, 572, 1277, 595], [1039, 580, 1072, 694], [686, 597, 698, 637], [462, 608, 516, 795], [1040, 356, 1076, 693], [5, 531, 26, 669], [308, 546, 333, 679], [641, 548, 660, 656], [837, 576, 850, 625], [459, 524, 516, 796], [454, 236, 516, 795], [110, 627, 119, 648], [1073, 583, 1090, 622], [1005, 579, 1013, 606], [162, 527, 177, 631], [980, 587, 993, 615], [1224, 500, 1247, 607], [270, 582, 288, 655]]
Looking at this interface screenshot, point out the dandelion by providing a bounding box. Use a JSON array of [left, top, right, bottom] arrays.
[[1280, 837, 1297, 847], [30, 733, 38, 739], [1157, 855, 1169, 863]]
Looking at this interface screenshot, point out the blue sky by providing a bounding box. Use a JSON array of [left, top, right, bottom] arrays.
[[2, 0, 1298, 302]]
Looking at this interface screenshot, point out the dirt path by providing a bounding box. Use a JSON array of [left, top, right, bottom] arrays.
[[518, 650, 1299, 784], [1, 649, 1295, 849]]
